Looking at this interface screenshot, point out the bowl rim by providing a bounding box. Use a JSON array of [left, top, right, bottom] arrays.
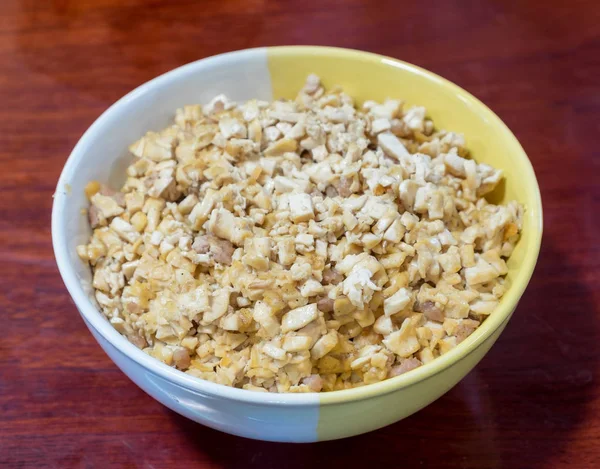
[[52, 45, 543, 406]]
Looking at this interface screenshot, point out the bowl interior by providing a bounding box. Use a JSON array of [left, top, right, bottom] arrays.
[[53, 46, 542, 402]]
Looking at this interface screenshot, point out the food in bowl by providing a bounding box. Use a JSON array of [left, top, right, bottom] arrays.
[[76, 74, 523, 393]]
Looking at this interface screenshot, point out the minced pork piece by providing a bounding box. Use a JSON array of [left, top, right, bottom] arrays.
[[77, 75, 523, 393]]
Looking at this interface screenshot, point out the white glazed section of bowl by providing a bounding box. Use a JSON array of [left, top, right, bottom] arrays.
[[52, 48, 322, 441], [80, 314, 320, 442], [55, 48, 274, 295]]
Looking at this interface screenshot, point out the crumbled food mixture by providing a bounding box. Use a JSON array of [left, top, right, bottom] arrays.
[[77, 75, 523, 393]]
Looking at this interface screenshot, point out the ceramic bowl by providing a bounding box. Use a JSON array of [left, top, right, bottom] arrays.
[[52, 46, 543, 442]]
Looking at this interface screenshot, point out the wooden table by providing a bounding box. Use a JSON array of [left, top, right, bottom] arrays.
[[1, 0, 599, 467]]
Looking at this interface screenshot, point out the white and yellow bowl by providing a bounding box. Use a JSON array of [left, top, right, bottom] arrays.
[[52, 46, 543, 442]]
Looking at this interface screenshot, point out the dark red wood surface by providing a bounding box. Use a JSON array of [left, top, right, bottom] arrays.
[[1, 0, 599, 467]]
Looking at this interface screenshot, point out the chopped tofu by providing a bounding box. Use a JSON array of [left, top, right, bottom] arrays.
[[464, 258, 500, 285], [300, 279, 324, 297], [91, 193, 124, 219], [78, 75, 523, 393], [289, 193, 315, 223], [281, 304, 319, 333], [311, 330, 339, 360], [253, 301, 280, 338], [282, 335, 313, 352], [383, 318, 420, 358], [378, 132, 412, 161], [219, 117, 247, 139], [371, 118, 391, 134], [384, 287, 412, 316]]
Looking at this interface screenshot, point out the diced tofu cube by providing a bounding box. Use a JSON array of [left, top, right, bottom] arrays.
[[91, 193, 124, 219], [384, 287, 412, 316], [382, 318, 420, 358], [282, 304, 319, 332], [219, 117, 247, 139], [110, 217, 139, 243], [289, 193, 314, 223], [373, 315, 394, 335], [253, 301, 280, 338], [203, 289, 231, 324], [263, 343, 287, 361], [377, 132, 411, 161], [282, 335, 313, 352], [311, 330, 339, 360], [371, 118, 391, 134], [464, 259, 500, 285], [300, 279, 324, 297]]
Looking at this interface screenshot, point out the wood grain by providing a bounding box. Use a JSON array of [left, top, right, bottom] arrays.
[[1, 0, 599, 467]]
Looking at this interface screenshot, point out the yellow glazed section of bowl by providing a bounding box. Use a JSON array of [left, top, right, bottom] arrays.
[[266, 47, 543, 413]]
